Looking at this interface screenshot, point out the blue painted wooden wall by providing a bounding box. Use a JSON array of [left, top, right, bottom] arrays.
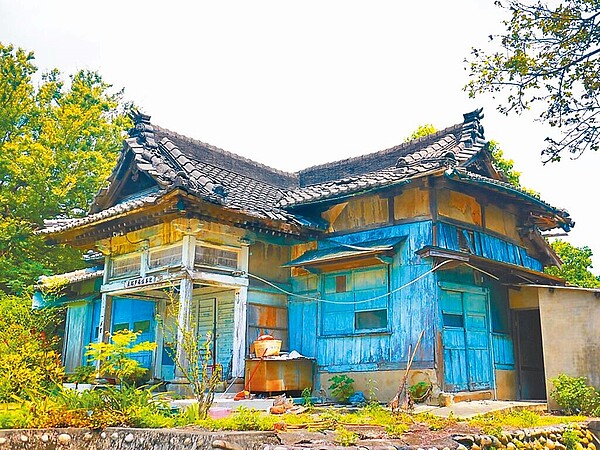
[[289, 221, 438, 373], [437, 221, 543, 271]]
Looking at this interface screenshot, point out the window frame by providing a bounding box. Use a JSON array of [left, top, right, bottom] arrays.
[[194, 242, 240, 271], [320, 265, 390, 337]]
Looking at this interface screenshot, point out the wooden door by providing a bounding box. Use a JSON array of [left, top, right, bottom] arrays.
[[441, 288, 493, 392]]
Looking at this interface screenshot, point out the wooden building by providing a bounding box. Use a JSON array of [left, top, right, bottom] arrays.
[[39, 109, 573, 402]]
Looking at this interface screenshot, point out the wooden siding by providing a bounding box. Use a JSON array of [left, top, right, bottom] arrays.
[[485, 204, 520, 242], [290, 242, 317, 277], [394, 187, 431, 221], [321, 195, 389, 233], [193, 292, 235, 379], [437, 222, 543, 271], [249, 241, 290, 283], [289, 221, 438, 372], [438, 190, 482, 227], [99, 218, 245, 257], [63, 302, 93, 372]]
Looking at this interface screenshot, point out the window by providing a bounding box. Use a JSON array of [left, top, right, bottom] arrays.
[[148, 245, 182, 271], [335, 275, 347, 293], [110, 253, 141, 279], [458, 228, 475, 253], [195, 245, 238, 269], [322, 266, 389, 335], [356, 309, 387, 330]]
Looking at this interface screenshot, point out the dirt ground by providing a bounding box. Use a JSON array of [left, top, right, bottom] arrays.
[[277, 421, 482, 448]]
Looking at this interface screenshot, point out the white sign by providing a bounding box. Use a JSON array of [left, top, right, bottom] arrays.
[[124, 276, 157, 288]]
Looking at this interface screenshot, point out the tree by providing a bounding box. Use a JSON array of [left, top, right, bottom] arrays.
[[0, 43, 132, 294], [0, 295, 65, 401], [488, 140, 521, 187], [405, 125, 521, 187], [405, 124, 437, 142], [466, 0, 600, 162], [545, 240, 600, 288]]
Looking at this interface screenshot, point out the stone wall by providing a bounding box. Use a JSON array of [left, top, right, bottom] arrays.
[[0, 428, 279, 450], [454, 423, 593, 450]]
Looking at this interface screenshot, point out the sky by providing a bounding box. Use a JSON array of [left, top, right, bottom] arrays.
[[1, 0, 598, 272]]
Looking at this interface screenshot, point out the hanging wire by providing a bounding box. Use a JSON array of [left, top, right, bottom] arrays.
[[243, 259, 454, 305]]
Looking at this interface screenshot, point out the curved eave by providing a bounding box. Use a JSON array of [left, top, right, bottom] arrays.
[[445, 169, 573, 232], [418, 246, 566, 286], [42, 189, 313, 247]]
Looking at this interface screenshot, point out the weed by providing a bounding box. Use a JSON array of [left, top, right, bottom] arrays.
[[301, 387, 313, 408], [328, 374, 355, 403], [385, 423, 409, 438], [334, 426, 359, 446], [563, 427, 581, 450], [551, 374, 600, 415]]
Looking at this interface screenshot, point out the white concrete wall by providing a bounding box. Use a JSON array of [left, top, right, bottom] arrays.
[[538, 287, 600, 409]]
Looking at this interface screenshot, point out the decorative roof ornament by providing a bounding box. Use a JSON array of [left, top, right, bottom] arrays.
[[128, 110, 158, 148], [460, 107, 486, 149]]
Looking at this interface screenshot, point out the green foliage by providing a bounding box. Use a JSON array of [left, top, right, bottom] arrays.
[[160, 298, 222, 419], [408, 381, 432, 403], [466, 1, 600, 162], [405, 124, 437, 142], [68, 365, 95, 385], [545, 240, 600, 288], [468, 408, 587, 431], [0, 295, 65, 402], [0, 42, 132, 294], [85, 330, 156, 386], [301, 387, 313, 408], [550, 374, 600, 415], [24, 385, 172, 429], [488, 140, 521, 187], [563, 427, 582, 450], [198, 407, 276, 431], [334, 426, 359, 446], [0, 404, 30, 429], [384, 422, 409, 438], [328, 374, 355, 403]]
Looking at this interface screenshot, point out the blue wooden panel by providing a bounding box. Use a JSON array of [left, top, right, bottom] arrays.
[[492, 333, 515, 368], [64, 302, 92, 372], [441, 288, 493, 392], [111, 298, 156, 369], [437, 222, 544, 271], [288, 300, 317, 357]]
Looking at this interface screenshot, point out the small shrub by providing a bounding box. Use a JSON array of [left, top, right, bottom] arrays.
[[409, 381, 432, 403], [301, 387, 313, 408], [86, 330, 156, 387], [328, 374, 355, 403], [563, 427, 581, 450], [385, 423, 409, 438], [551, 374, 600, 415], [334, 426, 359, 446]]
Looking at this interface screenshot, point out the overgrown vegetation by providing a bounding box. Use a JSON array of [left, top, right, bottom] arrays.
[[86, 330, 157, 387], [0, 42, 132, 295], [0, 295, 65, 402], [328, 374, 355, 403], [159, 298, 222, 419], [551, 374, 600, 416], [545, 241, 600, 288]]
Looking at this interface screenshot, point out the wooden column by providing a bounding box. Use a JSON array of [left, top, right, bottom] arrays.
[[174, 233, 196, 380], [97, 255, 113, 343], [232, 243, 249, 378]]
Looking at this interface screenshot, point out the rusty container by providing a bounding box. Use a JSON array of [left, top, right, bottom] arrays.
[[244, 358, 314, 393]]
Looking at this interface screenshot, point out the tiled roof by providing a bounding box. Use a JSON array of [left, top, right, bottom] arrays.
[[40, 108, 572, 236], [38, 267, 104, 286], [41, 192, 161, 234], [279, 133, 474, 207], [447, 168, 574, 231]]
